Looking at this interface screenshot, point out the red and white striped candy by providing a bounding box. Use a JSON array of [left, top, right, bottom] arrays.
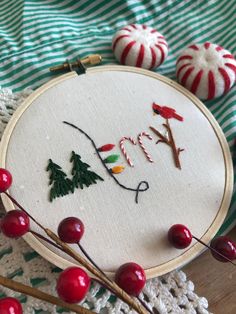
[[119, 136, 137, 167], [176, 42, 236, 100], [138, 132, 154, 163], [112, 24, 168, 69]]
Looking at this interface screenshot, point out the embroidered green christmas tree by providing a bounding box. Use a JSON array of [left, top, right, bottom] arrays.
[[71, 151, 104, 189], [46, 159, 74, 202], [46, 153, 104, 202]]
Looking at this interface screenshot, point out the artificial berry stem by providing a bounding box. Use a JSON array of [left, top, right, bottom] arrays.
[[0, 274, 94, 314], [3, 192, 147, 313], [45, 228, 147, 314], [137, 296, 153, 314], [78, 243, 111, 282], [30, 230, 62, 251], [93, 278, 153, 314], [3, 191, 45, 231], [78, 245, 154, 313], [192, 236, 236, 266]]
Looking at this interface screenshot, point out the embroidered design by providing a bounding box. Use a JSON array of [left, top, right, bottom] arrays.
[[152, 103, 183, 121], [71, 151, 104, 189], [151, 103, 184, 169], [63, 121, 149, 203], [150, 121, 184, 169], [104, 154, 120, 164], [46, 153, 104, 202], [137, 132, 154, 163], [119, 136, 137, 167], [46, 159, 74, 202], [111, 165, 125, 174], [98, 144, 115, 152]]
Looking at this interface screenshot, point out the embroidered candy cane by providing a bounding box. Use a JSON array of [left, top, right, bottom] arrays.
[[138, 132, 154, 163], [119, 136, 136, 167]]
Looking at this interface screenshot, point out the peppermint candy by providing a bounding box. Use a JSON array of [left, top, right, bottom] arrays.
[[112, 24, 168, 70], [176, 42, 236, 100]]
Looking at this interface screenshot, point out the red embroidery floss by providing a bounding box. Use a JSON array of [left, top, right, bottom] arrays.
[[98, 144, 115, 152], [152, 103, 183, 122], [137, 132, 154, 163], [119, 136, 137, 167]]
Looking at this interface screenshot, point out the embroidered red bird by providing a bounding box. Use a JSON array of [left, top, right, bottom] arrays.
[[152, 103, 183, 121]]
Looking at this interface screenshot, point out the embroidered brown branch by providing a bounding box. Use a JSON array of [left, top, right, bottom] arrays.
[[150, 119, 184, 170]]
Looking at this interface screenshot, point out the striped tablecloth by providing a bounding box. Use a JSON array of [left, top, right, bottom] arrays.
[[0, 0, 235, 230]]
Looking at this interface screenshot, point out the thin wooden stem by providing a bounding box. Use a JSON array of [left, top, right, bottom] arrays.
[[79, 245, 153, 313], [93, 278, 153, 314], [78, 243, 111, 282], [30, 230, 62, 250], [45, 229, 147, 314], [3, 191, 46, 231], [137, 296, 153, 314], [0, 275, 94, 314]]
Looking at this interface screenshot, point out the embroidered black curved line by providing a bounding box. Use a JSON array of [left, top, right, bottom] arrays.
[[63, 121, 149, 203]]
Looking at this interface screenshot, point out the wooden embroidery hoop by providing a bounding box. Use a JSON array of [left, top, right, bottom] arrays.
[[0, 65, 233, 279]]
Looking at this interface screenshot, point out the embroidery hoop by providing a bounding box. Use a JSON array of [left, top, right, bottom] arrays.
[[0, 65, 233, 278]]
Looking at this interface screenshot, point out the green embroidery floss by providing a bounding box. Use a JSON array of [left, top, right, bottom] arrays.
[[46, 159, 74, 202], [103, 154, 120, 163], [71, 151, 104, 189], [46, 153, 104, 202]]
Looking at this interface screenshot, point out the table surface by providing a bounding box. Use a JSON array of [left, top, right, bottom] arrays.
[[183, 227, 236, 314]]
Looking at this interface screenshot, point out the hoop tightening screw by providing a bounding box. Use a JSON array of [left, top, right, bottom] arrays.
[[49, 54, 102, 72]]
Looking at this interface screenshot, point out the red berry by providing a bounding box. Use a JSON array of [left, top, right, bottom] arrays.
[[168, 224, 192, 249], [56, 266, 90, 303], [57, 217, 84, 243], [0, 297, 22, 314], [0, 210, 30, 238], [115, 262, 146, 296], [0, 169, 12, 193], [210, 236, 236, 262]]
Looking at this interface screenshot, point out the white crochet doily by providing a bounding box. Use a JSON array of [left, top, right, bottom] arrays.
[[0, 88, 210, 314]]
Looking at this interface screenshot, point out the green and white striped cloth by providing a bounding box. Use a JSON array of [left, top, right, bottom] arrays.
[[0, 0, 235, 232]]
